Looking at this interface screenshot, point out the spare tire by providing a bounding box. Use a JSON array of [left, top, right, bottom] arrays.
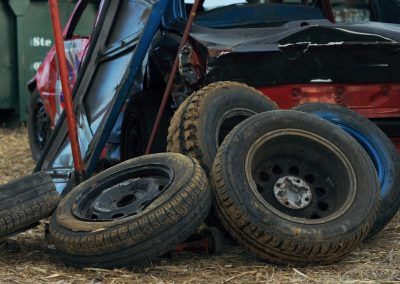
[[294, 103, 400, 237], [212, 110, 380, 264], [167, 81, 278, 173], [0, 172, 59, 239], [50, 153, 211, 268]]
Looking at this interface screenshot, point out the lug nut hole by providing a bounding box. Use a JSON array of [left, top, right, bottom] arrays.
[[315, 187, 326, 197], [318, 202, 329, 211], [259, 171, 270, 182], [117, 194, 136, 207], [304, 174, 316, 184], [272, 165, 283, 175]]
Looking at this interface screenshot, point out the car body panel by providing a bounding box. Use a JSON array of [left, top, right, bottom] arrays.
[[35, 38, 90, 126], [37, 0, 171, 193]]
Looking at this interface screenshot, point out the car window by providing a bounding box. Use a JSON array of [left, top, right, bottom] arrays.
[[331, 0, 371, 23]]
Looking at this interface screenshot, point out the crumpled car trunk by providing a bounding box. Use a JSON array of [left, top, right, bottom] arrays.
[[181, 20, 400, 87]]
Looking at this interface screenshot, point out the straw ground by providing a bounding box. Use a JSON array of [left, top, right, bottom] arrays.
[[0, 127, 399, 283]]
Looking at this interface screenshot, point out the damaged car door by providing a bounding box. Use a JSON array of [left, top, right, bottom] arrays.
[[36, 0, 171, 193]]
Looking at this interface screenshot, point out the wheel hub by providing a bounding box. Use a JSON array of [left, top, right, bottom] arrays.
[[72, 165, 173, 221], [273, 176, 312, 209]]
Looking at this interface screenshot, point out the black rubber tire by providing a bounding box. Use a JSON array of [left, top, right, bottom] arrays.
[[212, 110, 380, 265], [49, 153, 211, 268], [201, 227, 225, 255], [28, 90, 53, 161], [167, 81, 278, 174], [0, 172, 59, 239], [293, 103, 400, 237], [167, 94, 194, 154], [121, 94, 172, 160]]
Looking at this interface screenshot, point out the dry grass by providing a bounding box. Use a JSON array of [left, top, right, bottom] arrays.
[[0, 126, 399, 283]]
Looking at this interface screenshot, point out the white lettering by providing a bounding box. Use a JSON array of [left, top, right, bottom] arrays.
[[32, 61, 42, 71], [30, 37, 53, 47]]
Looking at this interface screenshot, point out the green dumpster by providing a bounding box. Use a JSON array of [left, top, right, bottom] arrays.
[[0, 0, 97, 122]]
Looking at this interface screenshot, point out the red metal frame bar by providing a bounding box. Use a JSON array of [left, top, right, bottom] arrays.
[[49, 0, 85, 175], [321, 0, 334, 22], [145, 0, 202, 154], [64, 0, 89, 39]]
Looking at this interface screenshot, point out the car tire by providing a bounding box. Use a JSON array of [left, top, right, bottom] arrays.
[[167, 81, 278, 174], [293, 103, 400, 237], [28, 90, 53, 161], [49, 153, 211, 268], [167, 94, 194, 154], [0, 172, 59, 239], [212, 110, 380, 264]]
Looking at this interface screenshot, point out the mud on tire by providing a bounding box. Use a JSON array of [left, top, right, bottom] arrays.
[[167, 81, 278, 173], [49, 153, 211, 268], [0, 172, 59, 239], [212, 111, 380, 265]]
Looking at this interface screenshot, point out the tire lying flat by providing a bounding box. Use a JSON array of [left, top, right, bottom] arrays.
[[50, 153, 211, 268], [294, 103, 400, 237], [0, 172, 59, 239], [167, 81, 278, 173], [212, 111, 380, 265]]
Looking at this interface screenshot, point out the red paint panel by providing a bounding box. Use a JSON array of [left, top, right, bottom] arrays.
[[35, 38, 89, 127], [258, 83, 400, 119]]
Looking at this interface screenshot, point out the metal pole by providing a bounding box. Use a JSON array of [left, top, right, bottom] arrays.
[[321, 0, 334, 23], [48, 0, 85, 177], [145, 0, 202, 154]]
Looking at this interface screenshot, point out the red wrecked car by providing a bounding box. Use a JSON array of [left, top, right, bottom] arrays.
[[27, 0, 101, 160]]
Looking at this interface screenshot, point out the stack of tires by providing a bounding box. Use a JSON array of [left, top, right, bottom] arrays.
[[4, 81, 398, 268], [163, 82, 399, 265], [48, 81, 399, 267]]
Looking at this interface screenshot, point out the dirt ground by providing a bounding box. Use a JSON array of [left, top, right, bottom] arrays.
[[1, 127, 400, 284]]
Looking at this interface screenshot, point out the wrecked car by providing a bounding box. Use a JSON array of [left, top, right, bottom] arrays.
[[27, 0, 100, 160], [30, 0, 400, 166], [24, 0, 399, 267]]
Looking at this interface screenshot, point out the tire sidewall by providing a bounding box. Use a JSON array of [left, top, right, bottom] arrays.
[[196, 84, 278, 170], [55, 153, 197, 232], [214, 111, 379, 243]]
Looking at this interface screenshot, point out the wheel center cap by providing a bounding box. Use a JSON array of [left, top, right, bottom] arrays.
[[273, 176, 312, 209]]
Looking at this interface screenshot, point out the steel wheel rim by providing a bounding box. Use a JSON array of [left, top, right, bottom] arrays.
[[72, 164, 174, 221], [215, 108, 256, 147], [245, 129, 357, 224]]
